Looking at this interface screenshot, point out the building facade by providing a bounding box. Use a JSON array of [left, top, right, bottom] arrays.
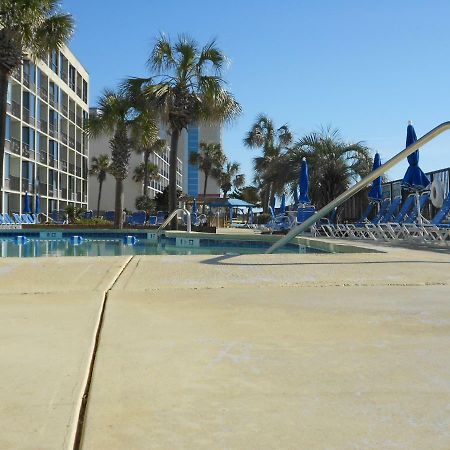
[[88, 116, 183, 212], [88, 121, 221, 212], [3, 46, 89, 216]]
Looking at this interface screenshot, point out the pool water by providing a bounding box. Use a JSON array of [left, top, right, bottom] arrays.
[[0, 237, 327, 258]]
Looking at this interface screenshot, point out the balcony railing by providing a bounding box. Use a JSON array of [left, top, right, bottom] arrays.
[[39, 152, 47, 164], [23, 73, 35, 90], [69, 111, 75, 123], [10, 138, 20, 155], [60, 160, 68, 172], [69, 163, 75, 174], [61, 188, 67, 198], [76, 141, 81, 152], [61, 104, 68, 116], [49, 92, 58, 108], [11, 100, 21, 118], [76, 87, 82, 98], [60, 132, 68, 144], [8, 176, 21, 191], [22, 142, 30, 158], [49, 156, 56, 167], [39, 183, 47, 195], [68, 137, 75, 148], [76, 115, 82, 127], [48, 123, 58, 138], [76, 167, 82, 177], [22, 178, 32, 191], [40, 87, 48, 101], [23, 107, 34, 125], [39, 119, 48, 133]]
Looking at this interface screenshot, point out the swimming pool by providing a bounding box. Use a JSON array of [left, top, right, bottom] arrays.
[[0, 235, 324, 258], [0, 231, 328, 258]]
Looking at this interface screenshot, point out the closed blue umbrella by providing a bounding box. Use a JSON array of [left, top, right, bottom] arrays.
[[23, 191, 31, 214], [270, 196, 276, 211], [401, 122, 430, 191], [280, 194, 286, 214], [192, 198, 198, 214], [367, 152, 383, 201], [248, 207, 254, 225], [299, 157, 311, 204], [35, 194, 41, 214]]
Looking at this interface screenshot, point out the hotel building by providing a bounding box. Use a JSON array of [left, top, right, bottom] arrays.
[[88, 122, 221, 212], [3, 46, 89, 216]]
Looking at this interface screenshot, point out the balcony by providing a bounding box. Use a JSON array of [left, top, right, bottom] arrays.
[[39, 152, 47, 164], [49, 92, 58, 108], [69, 111, 75, 123], [22, 178, 32, 191], [49, 156, 56, 167], [48, 123, 58, 138], [60, 131, 68, 144], [60, 160, 68, 171], [61, 104, 68, 117], [10, 138, 20, 155], [61, 188, 67, 198], [76, 141, 81, 152], [11, 100, 21, 118], [39, 119, 48, 133], [76, 87, 82, 98], [76, 192, 82, 202], [76, 115, 82, 127], [40, 87, 48, 101], [39, 183, 47, 196], [83, 194, 88, 203], [68, 137, 75, 148], [22, 142, 30, 158], [76, 166, 82, 177], [23, 73, 35, 91], [7, 176, 21, 191], [69, 163, 75, 174], [23, 107, 34, 125]]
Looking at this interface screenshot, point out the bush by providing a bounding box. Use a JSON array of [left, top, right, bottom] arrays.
[[75, 217, 112, 226], [135, 195, 155, 211]]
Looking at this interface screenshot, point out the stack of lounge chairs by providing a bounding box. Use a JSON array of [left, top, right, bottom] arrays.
[[318, 191, 450, 244], [0, 213, 40, 228]]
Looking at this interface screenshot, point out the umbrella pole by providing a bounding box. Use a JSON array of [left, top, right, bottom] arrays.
[[415, 191, 423, 226]]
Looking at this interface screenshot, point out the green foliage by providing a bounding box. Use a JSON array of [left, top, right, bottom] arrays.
[[216, 160, 245, 198], [232, 185, 260, 205], [135, 195, 155, 211], [75, 217, 112, 226], [89, 154, 110, 183], [154, 186, 182, 211], [65, 205, 85, 224]]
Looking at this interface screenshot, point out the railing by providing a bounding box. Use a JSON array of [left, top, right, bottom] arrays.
[[40, 119, 48, 133], [22, 142, 30, 158], [10, 138, 20, 155], [266, 121, 450, 254], [60, 160, 68, 172], [39, 152, 47, 164], [8, 176, 20, 191], [157, 207, 191, 234], [40, 87, 48, 101], [11, 100, 20, 118]]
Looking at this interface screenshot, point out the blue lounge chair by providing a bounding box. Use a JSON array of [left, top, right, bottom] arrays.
[[128, 210, 146, 226], [156, 211, 168, 225], [84, 210, 94, 220], [103, 210, 115, 222], [297, 206, 316, 224], [51, 210, 67, 225], [3, 213, 17, 225], [380, 195, 402, 223], [148, 216, 157, 226]]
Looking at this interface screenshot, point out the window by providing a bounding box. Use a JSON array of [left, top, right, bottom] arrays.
[[69, 65, 76, 91], [82, 80, 88, 103]]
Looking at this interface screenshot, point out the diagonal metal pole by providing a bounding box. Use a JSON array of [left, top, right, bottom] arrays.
[[266, 121, 450, 254]]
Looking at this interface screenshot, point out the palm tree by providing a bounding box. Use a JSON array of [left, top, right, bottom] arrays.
[[86, 89, 132, 228], [217, 160, 245, 198], [189, 142, 225, 213], [244, 114, 293, 212], [124, 34, 241, 227], [286, 127, 373, 208], [132, 162, 160, 194], [89, 154, 110, 217], [0, 1, 74, 211]]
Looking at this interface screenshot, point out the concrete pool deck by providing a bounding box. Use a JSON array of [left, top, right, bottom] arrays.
[[1, 240, 449, 449]]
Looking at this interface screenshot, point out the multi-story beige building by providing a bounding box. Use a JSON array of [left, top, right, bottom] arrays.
[[4, 46, 89, 216], [88, 122, 221, 213]]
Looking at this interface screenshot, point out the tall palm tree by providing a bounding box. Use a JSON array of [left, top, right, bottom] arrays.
[[132, 162, 160, 194], [217, 160, 245, 198], [189, 142, 225, 213], [286, 127, 373, 208], [86, 89, 132, 228], [89, 154, 110, 217], [244, 114, 293, 212], [124, 34, 241, 227], [0, 0, 74, 211]]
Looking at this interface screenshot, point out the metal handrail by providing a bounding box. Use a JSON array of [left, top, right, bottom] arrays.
[[157, 207, 191, 234], [266, 121, 450, 254]]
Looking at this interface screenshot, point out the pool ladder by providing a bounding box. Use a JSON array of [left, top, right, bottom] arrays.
[[266, 121, 450, 254], [157, 207, 191, 235]]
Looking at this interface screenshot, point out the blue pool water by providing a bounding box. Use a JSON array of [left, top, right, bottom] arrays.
[[0, 235, 327, 258]]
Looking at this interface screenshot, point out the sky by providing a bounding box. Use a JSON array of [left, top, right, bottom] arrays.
[[65, 0, 450, 185]]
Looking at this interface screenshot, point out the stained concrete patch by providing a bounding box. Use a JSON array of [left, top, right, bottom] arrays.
[[81, 285, 450, 449], [0, 291, 104, 449]]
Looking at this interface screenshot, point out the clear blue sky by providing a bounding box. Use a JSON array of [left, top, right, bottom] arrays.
[[65, 0, 450, 184]]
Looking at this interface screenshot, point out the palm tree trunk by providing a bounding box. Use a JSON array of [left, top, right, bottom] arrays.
[[202, 173, 208, 214], [0, 69, 9, 213], [97, 180, 103, 217], [169, 129, 180, 229], [143, 150, 150, 196], [114, 178, 124, 228]]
